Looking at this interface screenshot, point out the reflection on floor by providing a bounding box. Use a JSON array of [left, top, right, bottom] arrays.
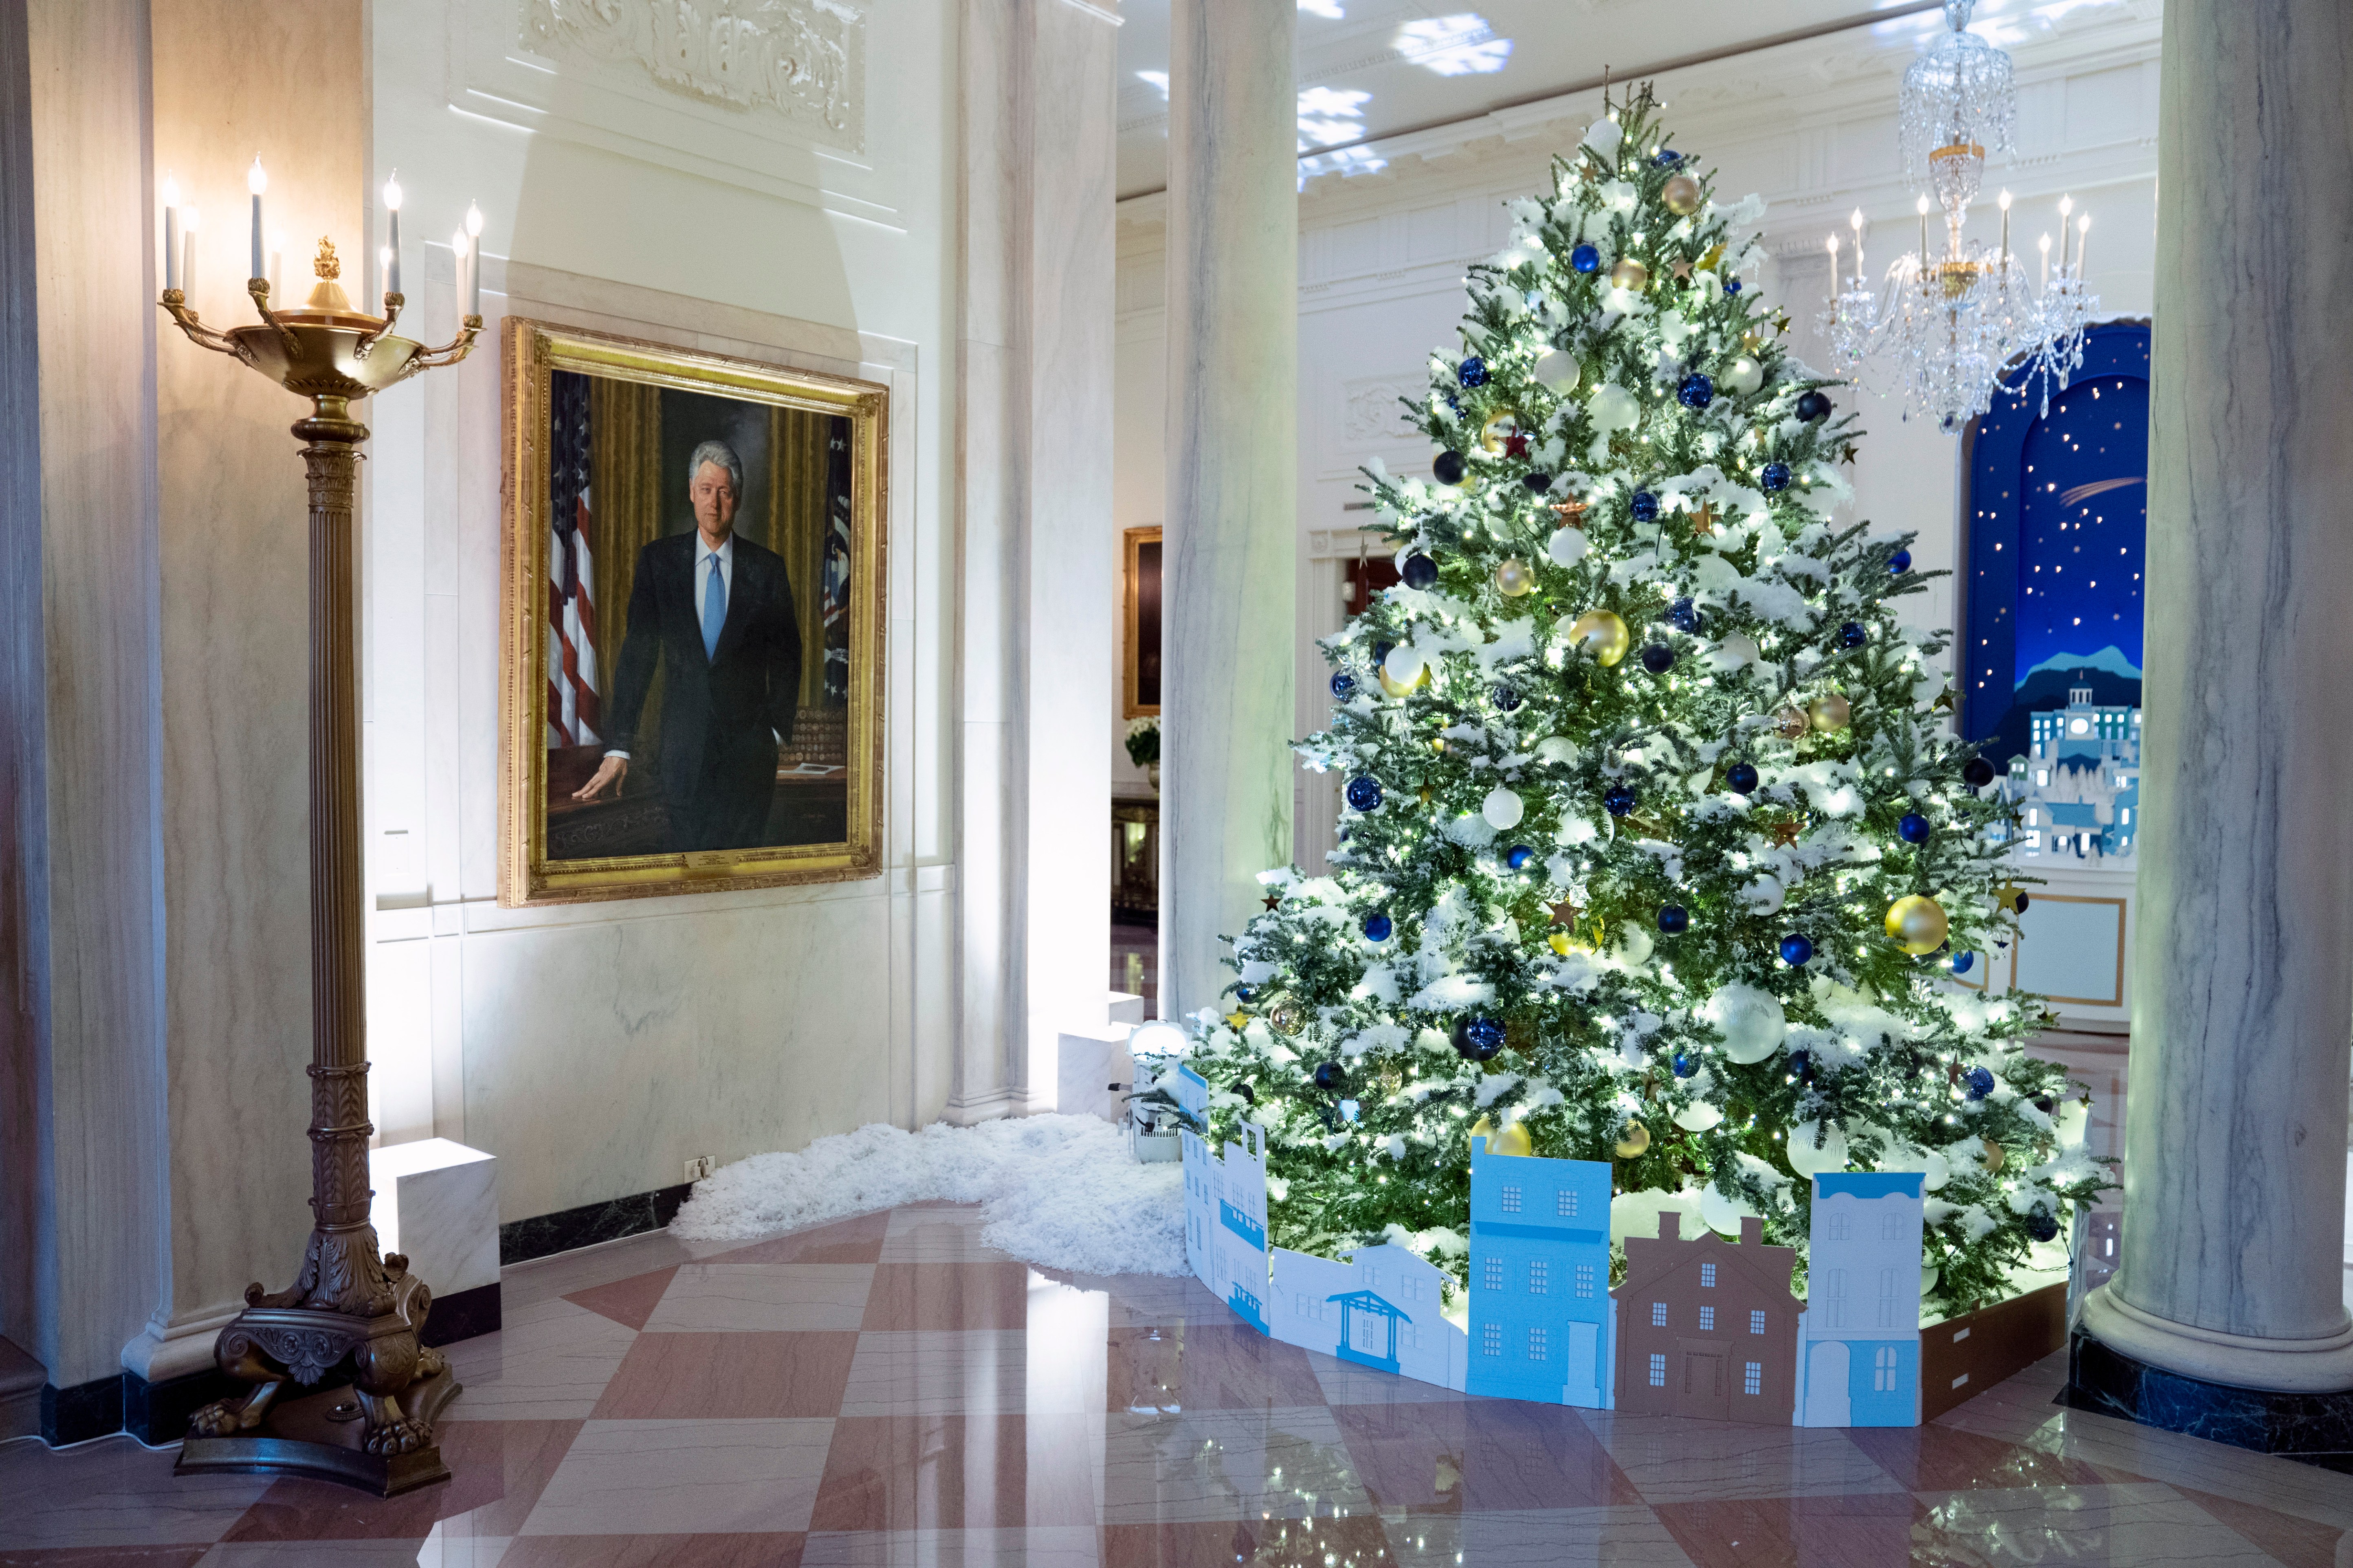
[[4, 1199, 2346, 1567], [1112, 916, 1156, 1017]]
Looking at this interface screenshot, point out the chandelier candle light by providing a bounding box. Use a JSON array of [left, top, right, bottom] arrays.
[[158, 159, 482, 1497], [1823, 0, 2098, 430]]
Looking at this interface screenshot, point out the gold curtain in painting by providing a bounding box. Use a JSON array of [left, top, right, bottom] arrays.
[[590, 376, 666, 756], [767, 405, 830, 707]]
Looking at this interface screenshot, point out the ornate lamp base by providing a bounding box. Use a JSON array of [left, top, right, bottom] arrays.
[[177, 1367, 461, 1497]]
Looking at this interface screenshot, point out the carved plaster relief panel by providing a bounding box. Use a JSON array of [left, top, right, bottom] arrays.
[[450, 0, 890, 225], [522, 0, 863, 144]]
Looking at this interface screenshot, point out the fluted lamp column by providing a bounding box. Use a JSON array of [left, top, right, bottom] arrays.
[[2072, 0, 2353, 1445], [160, 200, 481, 1495], [1160, 0, 1298, 1020]]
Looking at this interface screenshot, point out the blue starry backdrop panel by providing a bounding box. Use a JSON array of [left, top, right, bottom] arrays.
[[1961, 322, 2150, 766]]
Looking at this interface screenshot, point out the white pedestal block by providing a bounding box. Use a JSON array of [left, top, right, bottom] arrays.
[[1109, 990, 1146, 1026], [1056, 1026, 1138, 1124], [369, 1138, 499, 1298]]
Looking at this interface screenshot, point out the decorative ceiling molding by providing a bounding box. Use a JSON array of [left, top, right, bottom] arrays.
[[522, 0, 865, 149]]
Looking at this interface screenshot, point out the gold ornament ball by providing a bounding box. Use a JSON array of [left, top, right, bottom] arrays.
[[1269, 1001, 1305, 1034], [1479, 412, 1519, 455], [1569, 609, 1630, 667], [1548, 931, 1575, 957], [1981, 1138, 2006, 1174], [1378, 664, 1431, 700], [1772, 705, 1810, 740], [1661, 173, 1702, 215], [1614, 1120, 1652, 1160], [1469, 1114, 1533, 1158], [1610, 257, 1650, 291], [1494, 557, 1538, 598], [1885, 894, 1950, 955], [1808, 693, 1852, 731]]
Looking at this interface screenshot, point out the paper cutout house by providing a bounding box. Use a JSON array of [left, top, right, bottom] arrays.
[[1267, 1243, 1467, 1389], [1467, 1136, 1615, 1407], [1178, 1096, 1270, 1335], [1613, 1212, 1801, 1423], [1797, 1171, 1926, 1426]]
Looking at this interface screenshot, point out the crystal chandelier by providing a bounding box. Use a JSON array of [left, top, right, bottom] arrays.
[[1822, 0, 2097, 432]]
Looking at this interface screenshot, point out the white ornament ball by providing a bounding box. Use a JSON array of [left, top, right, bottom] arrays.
[[1482, 786, 1525, 830], [1699, 1182, 1757, 1236], [1533, 348, 1582, 395], [1785, 1118, 1850, 1177], [1548, 525, 1591, 569], [1671, 1098, 1724, 1133], [1704, 983, 1787, 1064], [1582, 115, 1624, 159], [1535, 736, 1579, 765], [1921, 1264, 1941, 1296], [2055, 1097, 2089, 1150], [1382, 643, 1426, 687], [1586, 382, 1642, 434], [1722, 356, 1764, 396], [1613, 924, 1654, 966], [1922, 1150, 1951, 1192]]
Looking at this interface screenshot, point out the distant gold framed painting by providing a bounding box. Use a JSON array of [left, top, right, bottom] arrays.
[[499, 318, 887, 906], [1123, 525, 1162, 719]]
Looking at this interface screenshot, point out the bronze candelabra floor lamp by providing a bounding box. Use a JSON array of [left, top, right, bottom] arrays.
[[161, 173, 481, 1494]]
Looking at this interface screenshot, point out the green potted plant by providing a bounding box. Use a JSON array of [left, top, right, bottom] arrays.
[[1125, 716, 1161, 795]]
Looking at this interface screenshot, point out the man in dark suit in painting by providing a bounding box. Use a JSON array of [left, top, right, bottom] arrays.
[[574, 439, 800, 852]]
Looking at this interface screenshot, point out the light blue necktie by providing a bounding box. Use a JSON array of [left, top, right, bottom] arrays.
[[701, 554, 726, 661]]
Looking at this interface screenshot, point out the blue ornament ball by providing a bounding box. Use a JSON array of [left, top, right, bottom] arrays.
[[1457, 356, 1489, 389], [1372, 640, 1394, 664], [1949, 951, 1975, 975], [1677, 374, 1715, 410], [1522, 471, 1553, 493], [1570, 243, 1601, 273], [1726, 762, 1759, 795], [1654, 147, 1682, 166], [1454, 1015, 1506, 1061], [1235, 984, 1256, 1002], [1401, 552, 1439, 589], [1671, 1050, 1698, 1079], [1839, 621, 1867, 649], [1640, 643, 1675, 674], [2024, 1210, 2061, 1243], [1363, 911, 1394, 943], [1794, 389, 1833, 423], [1779, 933, 1814, 966], [1630, 490, 1660, 523], [1491, 682, 1522, 712], [1313, 1060, 1349, 1092], [1657, 905, 1690, 935], [1898, 813, 1932, 844], [1329, 670, 1357, 700], [1345, 776, 1383, 812], [1724, 278, 1743, 295], [1667, 596, 1701, 633], [1433, 449, 1467, 486], [1787, 1050, 1812, 1084], [1506, 844, 1535, 871], [1963, 757, 1997, 788], [1604, 785, 1638, 817], [1889, 549, 1913, 575], [1760, 461, 1792, 492], [1963, 1066, 1997, 1101]]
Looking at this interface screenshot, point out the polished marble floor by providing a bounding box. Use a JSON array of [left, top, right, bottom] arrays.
[[4, 1200, 2348, 1567]]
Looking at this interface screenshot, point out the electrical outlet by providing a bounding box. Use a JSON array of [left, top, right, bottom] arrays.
[[684, 1155, 715, 1183]]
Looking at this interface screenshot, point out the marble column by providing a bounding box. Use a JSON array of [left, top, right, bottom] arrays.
[[1161, 0, 1297, 1021], [2078, 0, 2353, 1397]]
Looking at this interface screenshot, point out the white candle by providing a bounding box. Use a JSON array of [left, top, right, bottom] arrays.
[[2058, 195, 2074, 270], [464, 201, 484, 318], [1997, 188, 2012, 262], [451, 231, 469, 325], [180, 206, 197, 298], [246, 156, 266, 281], [382, 172, 402, 296], [2076, 213, 2091, 275], [1849, 207, 1865, 288], [162, 174, 180, 292], [2039, 232, 2051, 291], [268, 230, 284, 300], [1916, 193, 1931, 267], [379, 246, 393, 302]]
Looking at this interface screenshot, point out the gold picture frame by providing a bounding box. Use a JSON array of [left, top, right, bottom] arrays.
[[1123, 525, 1162, 719], [499, 318, 887, 905]]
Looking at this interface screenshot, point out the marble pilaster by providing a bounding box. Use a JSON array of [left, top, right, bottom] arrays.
[[1159, 0, 1297, 1020], [2079, 0, 2353, 1395]]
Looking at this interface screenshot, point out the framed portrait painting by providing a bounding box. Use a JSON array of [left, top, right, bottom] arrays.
[[499, 319, 887, 905], [1123, 525, 1161, 719]]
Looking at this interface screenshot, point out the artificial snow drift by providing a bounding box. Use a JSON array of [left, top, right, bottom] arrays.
[[669, 1113, 1188, 1278]]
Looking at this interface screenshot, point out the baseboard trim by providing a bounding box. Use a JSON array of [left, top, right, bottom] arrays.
[[422, 1280, 502, 1346], [499, 1182, 693, 1266], [41, 1375, 124, 1446]]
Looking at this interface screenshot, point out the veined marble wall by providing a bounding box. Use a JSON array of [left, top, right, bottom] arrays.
[[1111, 4, 2163, 875]]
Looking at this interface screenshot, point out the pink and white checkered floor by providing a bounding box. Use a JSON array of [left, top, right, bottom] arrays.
[[4, 1198, 2345, 1567]]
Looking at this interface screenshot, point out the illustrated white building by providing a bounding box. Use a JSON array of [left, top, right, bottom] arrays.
[[1176, 1062, 1273, 1335], [1268, 1243, 1468, 1390], [2003, 688, 2142, 862], [1796, 1172, 1925, 1427]]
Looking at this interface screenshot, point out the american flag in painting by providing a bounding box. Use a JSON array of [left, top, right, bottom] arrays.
[[546, 371, 600, 747]]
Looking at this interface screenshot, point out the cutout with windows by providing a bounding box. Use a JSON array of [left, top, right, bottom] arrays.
[[1744, 1362, 1763, 1396], [1528, 1260, 1548, 1294], [1874, 1346, 1900, 1391], [1500, 1185, 1522, 1214], [1650, 1301, 1667, 1328], [1575, 1263, 1596, 1299], [1529, 1326, 1548, 1360], [1698, 1306, 1715, 1331], [1699, 1263, 1717, 1288], [1648, 1352, 1667, 1387], [1482, 1323, 1502, 1356], [1748, 1309, 1766, 1335], [1557, 1189, 1579, 1218], [1484, 1257, 1503, 1290]]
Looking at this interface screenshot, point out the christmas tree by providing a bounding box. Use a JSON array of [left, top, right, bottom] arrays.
[[1180, 88, 2108, 1318]]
